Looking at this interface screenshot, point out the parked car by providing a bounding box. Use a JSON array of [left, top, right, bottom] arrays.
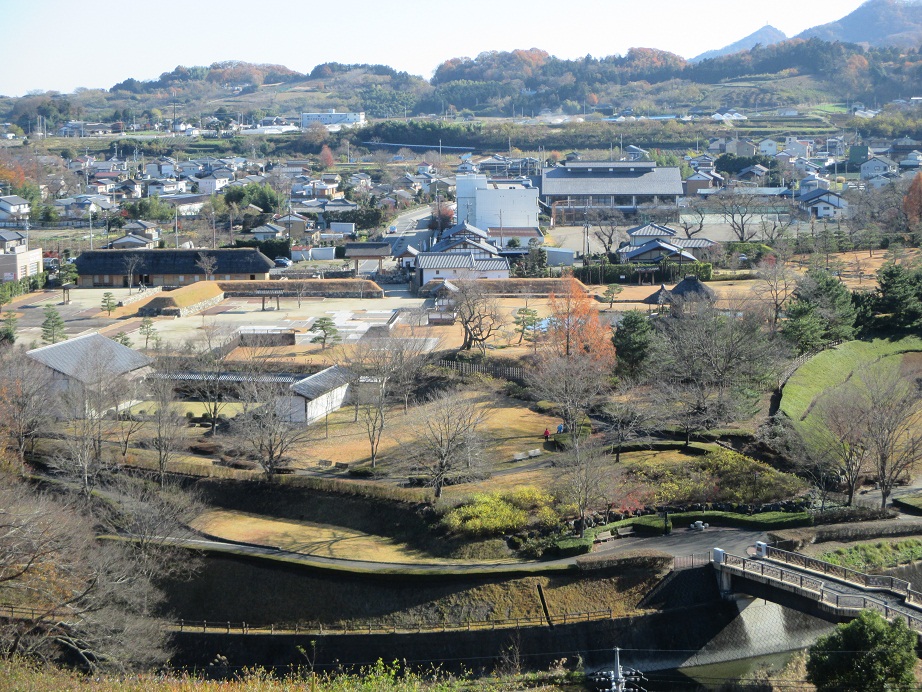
[[274, 257, 293, 267]]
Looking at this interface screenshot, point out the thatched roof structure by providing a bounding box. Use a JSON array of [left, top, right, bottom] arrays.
[[642, 283, 672, 306], [669, 276, 715, 303]]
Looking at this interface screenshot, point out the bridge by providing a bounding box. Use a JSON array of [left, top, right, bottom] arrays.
[[713, 543, 922, 632]]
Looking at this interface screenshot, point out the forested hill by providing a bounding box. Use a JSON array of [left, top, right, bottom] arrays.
[[797, 0, 922, 47], [4, 37, 922, 133]]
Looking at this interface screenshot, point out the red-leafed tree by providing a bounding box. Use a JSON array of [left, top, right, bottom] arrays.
[[546, 277, 615, 365]]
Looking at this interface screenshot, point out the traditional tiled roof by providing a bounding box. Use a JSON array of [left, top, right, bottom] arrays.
[[73, 248, 274, 276], [344, 242, 392, 258], [27, 333, 151, 384], [291, 365, 352, 400], [542, 162, 683, 197]]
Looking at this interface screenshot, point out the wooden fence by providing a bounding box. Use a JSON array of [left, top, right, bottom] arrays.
[[172, 607, 617, 636], [436, 359, 527, 383]]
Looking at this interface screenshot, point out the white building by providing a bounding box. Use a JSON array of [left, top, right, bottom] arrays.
[[454, 174, 539, 232], [0, 246, 43, 282], [300, 110, 366, 128], [416, 252, 510, 285]]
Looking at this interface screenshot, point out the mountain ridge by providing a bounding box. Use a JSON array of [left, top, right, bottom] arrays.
[[691, 25, 788, 63]]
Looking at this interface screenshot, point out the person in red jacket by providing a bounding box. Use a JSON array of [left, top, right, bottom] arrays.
[[543, 428, 550, 442]]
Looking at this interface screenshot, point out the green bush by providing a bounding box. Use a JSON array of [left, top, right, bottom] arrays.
[[669, 510, 812, 530], [554, 537, 593, 557]]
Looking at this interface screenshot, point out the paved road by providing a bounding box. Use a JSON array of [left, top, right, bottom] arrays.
[[598, 527, 765, 559]]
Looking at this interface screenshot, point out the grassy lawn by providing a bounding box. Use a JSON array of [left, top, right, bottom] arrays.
[[780, 337, 922, 442], [191, 509, 520, 564], [819, 539, 922, 571], [304, 386, 560, 470]]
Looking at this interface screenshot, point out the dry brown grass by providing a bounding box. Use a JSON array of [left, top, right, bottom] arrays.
[[191, 509, 520, 564]]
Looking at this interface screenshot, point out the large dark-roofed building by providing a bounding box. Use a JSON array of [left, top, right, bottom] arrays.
[[73, 248, 274, 288], [541, 161, 683, 225]]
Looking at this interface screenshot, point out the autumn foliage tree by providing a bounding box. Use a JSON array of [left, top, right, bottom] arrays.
[[903, 172, 922, 227], [546, 278, 615, 365], [319, 144, 335, 169]]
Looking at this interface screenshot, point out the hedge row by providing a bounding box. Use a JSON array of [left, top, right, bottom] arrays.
[[592, 510, 812, 538], [571, 262, 712, 285], [276, 474, 432, 504], [554, 537, 593, 557]]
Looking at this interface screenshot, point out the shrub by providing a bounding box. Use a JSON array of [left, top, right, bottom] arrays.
[[554, 537, 593, 557], [669, 510, 812, 531], [441, 493, 528, 537], [502, 486, 554, 511]]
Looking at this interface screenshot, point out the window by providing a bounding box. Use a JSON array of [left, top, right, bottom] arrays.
[[178, 275, 184, 283]]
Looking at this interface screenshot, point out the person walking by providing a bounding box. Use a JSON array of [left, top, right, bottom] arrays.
[[544, 428, 550, 443]]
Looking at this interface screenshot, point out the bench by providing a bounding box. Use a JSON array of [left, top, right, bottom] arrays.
[[334, 462, 350, 470], [513, 452, 528, 462], [528, 449, 542, 458], [318, 459, 333, 468], [616, 526, 635, 539], [594, 530, 614, 543]]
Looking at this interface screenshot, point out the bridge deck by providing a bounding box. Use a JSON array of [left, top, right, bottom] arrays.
[[716, 550, 922, 632]]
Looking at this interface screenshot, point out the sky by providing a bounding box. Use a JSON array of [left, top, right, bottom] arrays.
[[0, 0, 869, 97]]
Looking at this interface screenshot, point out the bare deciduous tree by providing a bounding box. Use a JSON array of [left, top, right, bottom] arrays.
[[677, 198, 707, 238], [817, 387, 871, 507], [589, 208, 625, 255], [195, 252, 218, 281], [233, 378, 312, 478], [556, 444, 610, 538], [407, 389, 489, 498], [122, 254, 144, 293], [0, 349, 51, 469], [755, 256, 799, 332], [454, 279, 507, 355], [858, 363, 922, 509], [528, 352, 611, 460], [707, 190, 759, 242], [146, 371, 188, 487]]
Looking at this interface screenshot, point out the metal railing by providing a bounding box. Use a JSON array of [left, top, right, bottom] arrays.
[[718, 552, 922, 633], [764, 546, 912, 595], [674, 552, 712, 571], [436, 359, 526, 382]]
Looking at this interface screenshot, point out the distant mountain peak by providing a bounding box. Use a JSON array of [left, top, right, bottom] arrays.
[[691, 25, 788, 63], [797, 0, 922, 47]]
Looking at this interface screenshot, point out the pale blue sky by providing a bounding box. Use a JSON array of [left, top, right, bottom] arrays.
[[0, 0, 868, 96]]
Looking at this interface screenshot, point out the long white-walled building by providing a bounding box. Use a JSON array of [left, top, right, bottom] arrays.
[[300, 110, 366, 128]]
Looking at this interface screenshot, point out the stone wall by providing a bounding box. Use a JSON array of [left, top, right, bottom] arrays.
[[117, 286, 162, 307]]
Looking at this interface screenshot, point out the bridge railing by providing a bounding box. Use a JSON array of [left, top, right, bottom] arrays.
[[722, 553, 825, 593], [719, 552, 922, 634], [764, 546, 912, 595]]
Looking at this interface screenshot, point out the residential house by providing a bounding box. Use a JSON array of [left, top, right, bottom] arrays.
[[860, 156, 898, 180], [110, 234, 158, 249], [784, 138, 813, 158], [0, 230, 28, 252], [737, 165, 769, 182], [250, 223, 287, 241], [0, 195, 30, 221], [793, 158, 821, 176], [116, 179, 143, 199], [758, 139, 780, 156], [619, 239, 698, 264], [797, 189, 848, 219], [274, 213, 313, 236], [74, 248, 274, 287], [194, 170, 233, 194], [689, 154, 717, 170], [146, 179, 187, 196], [623, 145, 650, 161], [725, 139, 757, 157], [900, 151, 922, 169], [415, 251, 510, 285], [541, 161, 683, 225], [798, 174, 831, 194], [866, 172, 903, 190]]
